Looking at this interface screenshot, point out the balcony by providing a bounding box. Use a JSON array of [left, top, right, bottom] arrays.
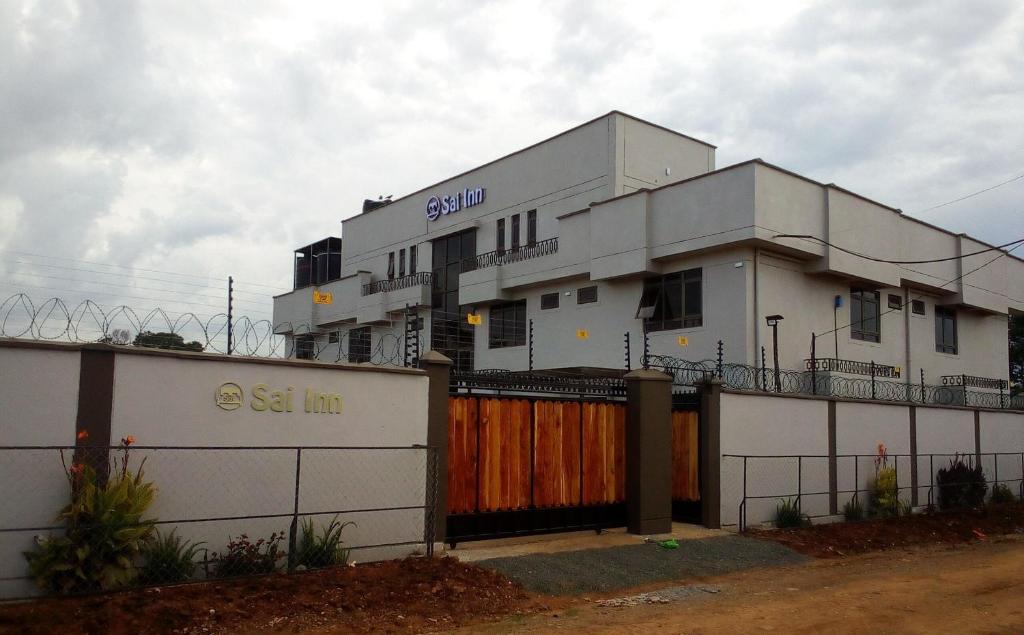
[[356, 272, 432, 323], [461, 237, 559, 272], [361, 271, 432, 296]]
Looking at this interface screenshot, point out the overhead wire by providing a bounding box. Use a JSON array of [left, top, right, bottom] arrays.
[[773, 234, 1024, 265], [915, 172, 1024, 213]]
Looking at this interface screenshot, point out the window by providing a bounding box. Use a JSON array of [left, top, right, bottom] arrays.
[[348, 327, 372, 363], [527, 209, 537, 246], [489, 300, 526, 348], [935, 306, 957, 354], [511, 214, 520, 249], [850, 289, 880, 342], [577, 285, 598, 304], [888, 294, 902, 309], [295, 335, 315, 360], [328, 331, 340, 344], [399, 248, 406, 278], [541, 292, 559, 310], [912, 299, 925, 315], [410, 245, 417, 274], [497, 218, 505, 253], [637, 268, 702, 331], [387, 252, 395, 279]]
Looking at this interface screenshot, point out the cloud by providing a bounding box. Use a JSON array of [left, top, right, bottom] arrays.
[[0, 0, 1021, 332]]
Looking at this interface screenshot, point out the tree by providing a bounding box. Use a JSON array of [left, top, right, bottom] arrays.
[[1011, 313, 1023, 395], [132, 331, 204, 352]]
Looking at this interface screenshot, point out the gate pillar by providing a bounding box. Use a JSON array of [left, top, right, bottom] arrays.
[[625, 369, 673, 534], [419, 350, 452, 546]]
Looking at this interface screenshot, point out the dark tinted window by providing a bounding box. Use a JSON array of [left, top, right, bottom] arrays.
[[577, 285, 598, 304], [511, 214, 520, 249], [935, 307, 957, 354], [888, 294, 902, 309], [399, 248, 406, 278], [527, 210, 537, 246], [388, 252, 395, 279], [638, 268, 701, 331], [295, 335, 315, 360], [489, 300, 526, 348], [410, 245, 417, 274], [497, 218, 505, 252], [851, 289, 880, 342], [348, 327, 372, 363], [541, 292, 559, 310], [912, 299, 925, 315]]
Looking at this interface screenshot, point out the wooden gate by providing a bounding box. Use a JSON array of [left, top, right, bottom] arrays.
[[671, 394, 702, 523], [447, 395, 627, 543]]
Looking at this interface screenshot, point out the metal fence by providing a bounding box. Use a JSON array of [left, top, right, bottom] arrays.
[[723, 452, 1024, 531], [0, 445, 437, 599]]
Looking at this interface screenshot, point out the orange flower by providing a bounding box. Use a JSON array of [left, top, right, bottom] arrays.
[[121, 435, 136, 447], [68, 463, 84, 478], [76, 429, 89, 441]]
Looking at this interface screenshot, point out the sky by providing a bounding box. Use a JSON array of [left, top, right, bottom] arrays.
[[1, 0, 1022, 345]]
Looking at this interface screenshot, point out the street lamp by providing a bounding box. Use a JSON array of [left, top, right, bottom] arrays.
[[765, 315, 784, 392]]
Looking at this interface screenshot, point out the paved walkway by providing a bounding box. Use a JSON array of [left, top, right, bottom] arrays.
[[472, 535, 806, 595]]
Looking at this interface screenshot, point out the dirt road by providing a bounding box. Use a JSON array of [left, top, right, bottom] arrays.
[[466, 536, 1024, 634]]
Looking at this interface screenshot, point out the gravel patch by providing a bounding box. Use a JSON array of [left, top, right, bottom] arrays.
[[476, 535, 806, 595], [594, 584, 722, 607]]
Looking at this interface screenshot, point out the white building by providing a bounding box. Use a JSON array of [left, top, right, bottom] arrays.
[[273, 111, 1024, 396]]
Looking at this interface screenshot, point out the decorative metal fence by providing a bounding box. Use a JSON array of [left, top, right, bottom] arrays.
[[722, 452, 1024, 531], [0, 445, 437, 600]]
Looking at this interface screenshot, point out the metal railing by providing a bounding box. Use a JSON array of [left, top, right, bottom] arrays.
[[461, 237, 558, 272], [941, 374, 1009, 390], [1, 445, 437, 599], [361, 271, 432, 296], [725, 451, 1024, 531], [805, 357, 901, 378]]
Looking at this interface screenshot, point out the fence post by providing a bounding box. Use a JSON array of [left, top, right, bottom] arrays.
[[624, 332, 631, 371], [624, 369, 673, 534], [716, 340, 724, 379], [810, 333, 817, 396], [700, 378, 724, 529], [761, 346, 767, 392], [741, 456, 748, 532], [870, 361, 876, 400], [797, 456, 802, 513], [287, 447, 301, 573], [528, 319, 534, 372], [642, 330, 650, 370], [419, 350, 453, 547], [920, 368, 926, 404]]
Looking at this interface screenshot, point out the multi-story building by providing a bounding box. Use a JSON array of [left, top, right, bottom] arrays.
[[272, 111, 1024, 395]]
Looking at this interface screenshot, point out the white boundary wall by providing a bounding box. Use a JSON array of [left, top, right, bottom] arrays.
[[719, 391, 1024, 529], [0, 342, 430, 598]]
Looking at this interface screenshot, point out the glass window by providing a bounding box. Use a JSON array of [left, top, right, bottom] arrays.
[[912, 299, 925, 315], [511, 214, 520, 249], [410, 245, 417, 275], [497, 218, 505, 253], [388, 252, 395, 279], [399, 248, 406, 278], [348, 327, 372, 363], [850, 289, 880, 342], [637, 268, 701, 331], [489, 300, 527, 348], [888, 294, 902, 309], [935, 307, 957, 354], [295, 335, 315, 360], [541, 292, 559, 310], [527, 209, 537, 246], [577, 285, 598, 304]]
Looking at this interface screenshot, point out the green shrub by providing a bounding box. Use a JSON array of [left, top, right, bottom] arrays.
[[990, 483, 1016, 505], [843, 496, 864, 521], [212, 532, 284, 578], [24, 447, 157, 594], [139, 529, 205, 584], [296, 516, 355, 569], [868, 467, 902, 518], [936, 455, 987, 510], [774, 498, 811, 529]]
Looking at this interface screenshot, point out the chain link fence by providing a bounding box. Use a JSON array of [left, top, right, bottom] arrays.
[[0, 444, 437, 599]]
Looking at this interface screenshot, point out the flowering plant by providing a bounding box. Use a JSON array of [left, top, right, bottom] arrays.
[[212, 532, 285, 578]]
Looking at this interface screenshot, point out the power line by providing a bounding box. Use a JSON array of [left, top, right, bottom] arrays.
[[0, 250, 290, 291], [915, 172, 1024, 213], [773, 234, 1024, 265], [0, 281, 271, 314], [813, 242, 1022, 342]]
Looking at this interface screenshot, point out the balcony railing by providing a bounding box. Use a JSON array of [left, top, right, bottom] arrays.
[[804, 357, 901, 378], [361, 271, 432, 296], [941, 374, 1008, 390], [461, 237, 558, 272]]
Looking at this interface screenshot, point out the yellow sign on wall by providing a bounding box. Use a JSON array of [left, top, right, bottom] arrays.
[[312, 290, 333, 305], [467, 313, 482, 325], [677, 336, 689, 347], [576, 328, 589, 340]]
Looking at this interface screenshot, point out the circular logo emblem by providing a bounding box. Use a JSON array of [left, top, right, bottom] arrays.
[[215, 382, 243, 411], [425, 196, 441, 221]]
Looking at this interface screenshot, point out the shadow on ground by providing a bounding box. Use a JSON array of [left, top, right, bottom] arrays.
[[475, 535, 806, 595]]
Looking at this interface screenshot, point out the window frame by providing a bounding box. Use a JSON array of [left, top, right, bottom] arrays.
[[637, 268, 702, 332], [399, 248, 406, 278], [850, 289, 881, 343], [934, 306, 958, 354], [577, 285, 598, 305], [496, 218, 505, 253], [887, 294, 902, 310], [526, 209, 537, 246], [488, 300, 527, 348], [510, 214, 520, 249], [348, 326, 372, 363], [295, 335, 315, 360], [540, 292, 559, 310], [409, 244, 417, 275], [912, 299, 926, 315], [387, 252, 395, 279]]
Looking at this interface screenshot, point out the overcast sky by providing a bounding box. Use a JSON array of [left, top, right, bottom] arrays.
[[1, 0, 1022, 338]]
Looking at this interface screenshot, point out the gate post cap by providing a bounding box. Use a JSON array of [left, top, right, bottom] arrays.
[[418, 350, 453, 366], [623, 369, 672, 382]]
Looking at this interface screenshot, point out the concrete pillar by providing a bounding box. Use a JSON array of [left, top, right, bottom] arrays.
[[74, 344, 117, 480], [624, 369, 673, 535], [700, 379, 723, 529], [909, 406, 919, 507], [418, 350, 452, 544], [828, 401, 837, 515]]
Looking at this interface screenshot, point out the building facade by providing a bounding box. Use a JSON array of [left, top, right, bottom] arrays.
[[273, 111, 1024, 396]]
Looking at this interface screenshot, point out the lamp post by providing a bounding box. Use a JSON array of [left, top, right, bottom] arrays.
[[765, 315, 784, 392]]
